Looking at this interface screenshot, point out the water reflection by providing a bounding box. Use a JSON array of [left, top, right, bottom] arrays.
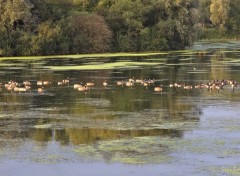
[[61, 128, 181, 145], [0, 42, 240, 164]]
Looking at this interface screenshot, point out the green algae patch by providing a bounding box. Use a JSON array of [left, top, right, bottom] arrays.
[[0, 52, 167, 61], [170, 49, 198, 54], [166, 63, 194, 66], [45, 62, 160, 70], [222, 166, 240, 175], [221, 59, 240, 63], [0, 63, 24, 67], [33, 124, 53, 129], [188, 70, 209, 74], [74, 136, 173, 164]]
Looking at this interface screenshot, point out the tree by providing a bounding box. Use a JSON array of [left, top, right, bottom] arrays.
[[0, 0, 35, 30], [0, 0, 37, 56], [30, 21, 67, 55], [0, 0, 200, 56], [210, 0, 230, 32], [225, 0, 240, 34], [99, 0, 197, 51], [103, 0, 149, 51], [67, 13, 113, 53], [197, 0, 211, 27]]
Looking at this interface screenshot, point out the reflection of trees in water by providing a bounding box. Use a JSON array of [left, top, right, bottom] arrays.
[[0, 93, 33, 112], [1, 50, 240, 151], [0, 70, 199, 147], [210, 51, 231, 79], [30, 128, 52, 142], [64, 128, 182, 145], [0, 124, 183, 146]]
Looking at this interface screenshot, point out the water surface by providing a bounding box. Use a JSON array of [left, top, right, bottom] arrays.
[[0, 41, 240, 176]]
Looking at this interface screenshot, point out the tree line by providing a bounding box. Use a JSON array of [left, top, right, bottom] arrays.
[[0, 0, 239, 56]]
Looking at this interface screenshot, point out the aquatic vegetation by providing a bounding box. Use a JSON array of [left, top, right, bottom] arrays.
[[33, 124, 53, 129], [0, 52, 166, 61], [45, 61, 161, 70], [75, 136, 173, 164], [77, 98, 111, 108], [0, 42, 240, 175], [222, 166, 240, 175]]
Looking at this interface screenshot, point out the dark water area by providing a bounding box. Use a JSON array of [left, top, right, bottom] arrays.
[[1, 41, 240, 175]]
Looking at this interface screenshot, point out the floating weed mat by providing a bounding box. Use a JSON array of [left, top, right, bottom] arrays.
[[33, 124, 53, 129], [221, 59, 240, 63], [45, 62, 160, 70], [74, 136, 173, 164], [188, 70, 209, 74], [0, 52, 167, 61], [222, 50, 240, 53], [222, 166, 240, 175], [74, 132, 240, 166], [0, 63, 24, 67], [145, 57, 168, 61], [166, 63, 194, 66], [170, 49, 197, 53]]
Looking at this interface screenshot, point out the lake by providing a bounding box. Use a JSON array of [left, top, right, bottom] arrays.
[[0, 41, 240, 176]]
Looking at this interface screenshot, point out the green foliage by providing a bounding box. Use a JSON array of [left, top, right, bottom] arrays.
[[225, 0, 240, 34], [210, 0, 230, 32], [102, 0, 196, 52], [30, 21, 65, 55], [197, 0, 211, 26], [197, 0, 240, 39], [1, 0, 239, 56], [67, 13, 113, 53]]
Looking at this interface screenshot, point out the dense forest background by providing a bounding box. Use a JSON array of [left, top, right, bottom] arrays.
[[0, 0, 239, 56]]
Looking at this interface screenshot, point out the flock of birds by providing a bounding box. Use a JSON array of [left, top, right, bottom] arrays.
[[0, 77, 238, 94]]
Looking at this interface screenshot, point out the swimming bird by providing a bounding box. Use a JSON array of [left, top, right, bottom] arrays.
[[13, 87, 19, 92], [25, 85, 31, 91], [135, 78, 143, 84], [37, 81, 43, 86], [169, 83, 174, 88], [229, 80, 238, 91], [58, 81, 64, 86], [38, 87, 44, 93], [126, 81, 134, 87], [147, 79, 155, 85], [183, 84, 193, 90], [86, 82, 94, 87], [43, 81, 51, 86], [142, 81, 149, 89], [154, 86, 162, 92], [116, 80, 124, 86], [23, 80, 31, 86], [58, 79, 70, 86], [62, 79, 69, 84], [103, 80, 108, 87], [128, 77, 135, 83], [78, 86, 88, 92], [73, 83, 82, 89], [18, 87, 27, 92]]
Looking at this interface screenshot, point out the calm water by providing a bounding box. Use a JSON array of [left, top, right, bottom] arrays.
[[1, 41, 240, 176]]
